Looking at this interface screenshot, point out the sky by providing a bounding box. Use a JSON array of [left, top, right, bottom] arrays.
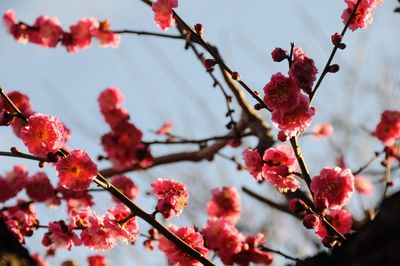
[[0, 0, 399, 265]]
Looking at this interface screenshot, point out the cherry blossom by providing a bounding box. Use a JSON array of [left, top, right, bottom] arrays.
[[159, 225, 209, 266], [342, 0, 383, 31], [242, 149, 263, 181], [152, 0, 178, 31], [151, 178, 188, 218], [315, 209, 353, 238], [263, 72, 301, 112], [373, 110, 400, 146], [207, 187, 241, 224], [88, 255, 107, 266], [42, 220, 81, 250], [110, 175, 139, 202], [262, 145, 300, 192], [20, 113, 65, 157], [312, 123, 334, 139], [25, 172, 57, 203], [289, 48, 318, 91], [311, 167, 355, 210], [271, 94, 315, 138], [354, 175, 373, 196], [56, 149, 98, 191], [29, 16, 63, 48]]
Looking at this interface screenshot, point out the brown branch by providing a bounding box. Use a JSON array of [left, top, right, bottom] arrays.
[[100, 118, 248, 177]]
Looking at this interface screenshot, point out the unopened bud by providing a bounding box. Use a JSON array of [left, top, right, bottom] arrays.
[[303, 214, 320, 229], [331, 33, 343, 46], [289, 198, 307, 214], [203, 59, 216, 69], [278, 131, 288, 142], [271, 47, 288, 62], [254, 103, 262, 110], [327, 64, 340, 73], [194, 23, 203, 36], [231, 71, 241, 81]]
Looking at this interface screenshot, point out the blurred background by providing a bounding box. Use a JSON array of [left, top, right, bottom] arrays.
[[0, 0, 399, 265]]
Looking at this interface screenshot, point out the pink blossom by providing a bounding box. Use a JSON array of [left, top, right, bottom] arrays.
[[25, 172, 56, 203], [0, 165, 29, 202], [232, 233, 273, 266], [42, 220, 81, 250], [1, 200, 38, 243], [151, 178, 188, 218], [98, 87, 125, 112], [373, 110, 400, 146], [102, 108, 130, 129], [5, 165, 29, 196], [29, 16, 63, 48], [156, 120, 173, 135], [63, 17, 99, 52], [0, 91, 34, 136], [242, 149, 263, 181], [20, 113, 65, 157], [207, 187, 241, 224], [104, 204, 139, 243], [152, 0, 178, 31], [0, 178, 13, 202], [2, 10, 31, 43], [289, 48, 318, 91], [202, 218, 243, 265], [93, 20, 121, 48], [70, 208, 91, 229], [101, 122, 150, 170], [263, 72, 301, 111], [262, 145, 300, 192], [354, 175, 373, 196], [88, 255, 107, 266], [110, 175, 139, 202], [312, 123, 334, 139], [159, 225, 209, 266], [271, 94, 315, 138], [56, 149, 98, 191], [311, 167, 355, 210], [342, 0, 383, 31], [315, 209, 353, 238], [81, 215, 116, 251]]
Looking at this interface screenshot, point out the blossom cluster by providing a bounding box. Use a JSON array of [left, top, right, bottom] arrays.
[[3, 10, 120, 52], [98, 87, 154, 170], [157, 186, 273, 265], [291, 167, 355, 246], [243, 145, 301, 192], [265, 47, 317, 139], [41, 204, 139, 251], [152, 0, 179, 31], [151, 178, 188, 218], [341, 0, 383, 31]]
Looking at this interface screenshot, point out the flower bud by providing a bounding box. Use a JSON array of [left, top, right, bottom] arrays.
[[303, 214, 320, 229], [231, 71, 241, 81], [327, 64, 340, 73], [331, 33, 343, 46], [289, 198, 307, 214], [194, 23, 203, 36], [271, 48, 288, 62], [203, 59, 216, 70]]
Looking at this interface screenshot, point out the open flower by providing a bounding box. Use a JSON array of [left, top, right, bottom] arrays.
[[311, 167, 354, 210], [56, 149, 98, 191], [151, 178, 188, 218], [20, 113, 65, 157]]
